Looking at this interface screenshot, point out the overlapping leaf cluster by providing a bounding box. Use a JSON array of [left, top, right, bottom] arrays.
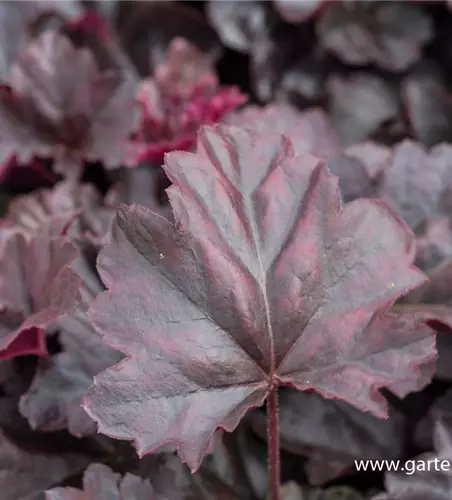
[[0, 2, 452, 500]]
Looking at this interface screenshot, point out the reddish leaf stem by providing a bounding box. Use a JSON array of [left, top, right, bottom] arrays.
[[267, 385, 281, 500]]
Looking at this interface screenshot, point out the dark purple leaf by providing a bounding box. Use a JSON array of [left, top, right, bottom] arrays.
[[46, 463, 160, 500], [0, 429, 90, 500], [389, 349, 440, 400], [84, 124, 434, 471], [416, 217, 452, 272], [343, 142, 392, 179], [373, 419, 452, 500], [402, 73, 452, 147], [226, 103, 340, 159], [0, 1, 82, 82], [4, 180, 115, 246], [327, 142, 390, 202], [328, 73, 402, 146], [251, 388, 404, 484], [17, 215, 121, 435], [0, 30, 137, 178], [318, 2, 433, 72], [0, 223, 81, 359], [62, 8, 142, 105], [199, 433, 253, 500], [305, 455, 351, 486], [19, 308, 122, 437], [416, 390, 452, 450], [232, 426, 268, 500], [377, 141, 452, 231], [274, 0, 325, 24]]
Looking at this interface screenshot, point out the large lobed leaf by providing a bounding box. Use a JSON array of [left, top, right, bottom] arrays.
[[85, 124, 435, 471], [0, 30, 137, 178]]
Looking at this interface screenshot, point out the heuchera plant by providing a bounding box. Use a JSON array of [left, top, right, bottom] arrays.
[[2, 2, 452, 500], [83, 124, 435, 499]]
